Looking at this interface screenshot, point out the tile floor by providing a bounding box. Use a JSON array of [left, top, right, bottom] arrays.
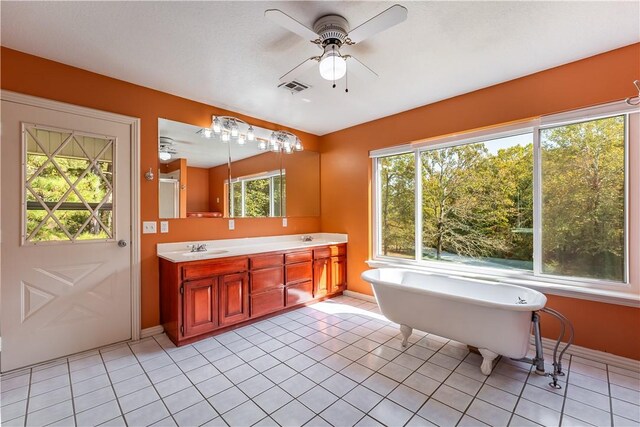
[[1, 296, 639, 427]]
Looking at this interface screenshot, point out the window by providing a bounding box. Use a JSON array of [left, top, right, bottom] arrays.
[[379, 153, 415, 259], [24, 125, 114, 243], [373, 106, 633, 288], [540, 116, 626, 282], [420, 134, 533, 270], [229, 170, 284, 217]]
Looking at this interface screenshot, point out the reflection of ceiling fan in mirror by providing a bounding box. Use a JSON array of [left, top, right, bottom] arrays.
[[265, 4, 408, 89], [159, 136, 178, 161]]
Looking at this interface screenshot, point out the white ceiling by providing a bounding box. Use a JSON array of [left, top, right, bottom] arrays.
[[2, 1, 638, 135]]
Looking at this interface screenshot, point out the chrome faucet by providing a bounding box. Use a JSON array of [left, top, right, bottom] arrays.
[[301, 235, 313, 242], [189, 243, 208, 252]]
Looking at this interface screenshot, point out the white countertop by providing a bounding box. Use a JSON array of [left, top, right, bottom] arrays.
[[157, 233, 348, 263]]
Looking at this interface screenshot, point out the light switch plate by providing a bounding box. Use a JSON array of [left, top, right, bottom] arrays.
[[160, 221, 169, 233], [282, 218, 288, 227], [143, 221, 157, 234], [229, 219, 235, 230]]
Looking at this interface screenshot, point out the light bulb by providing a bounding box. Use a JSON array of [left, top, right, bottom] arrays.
[[237, 134, 245, 145], [202, 128, 212, 138], [221, 132, 230, 142], [159, 151, 171, 161], [284, 144, 293, 154], [230, 121, 239, 137], [271, 142, 280, 152], [212, 117, 221, 134], [270, 132, 277, 145], [319, 46, 346, 81], [247, 126, 255, 141], [294, 139, 303, 151], [258, 140, 267, 150]]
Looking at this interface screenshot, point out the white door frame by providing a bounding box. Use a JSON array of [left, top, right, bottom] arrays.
[[0, 89, 142, 343]]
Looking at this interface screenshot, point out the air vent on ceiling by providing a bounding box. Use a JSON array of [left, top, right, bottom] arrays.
[[279, 80, 310, 94]]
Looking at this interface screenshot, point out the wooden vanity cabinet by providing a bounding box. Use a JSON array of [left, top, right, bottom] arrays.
[[159, 243, 347, 346], [285, 250, 314, 306], [314, 245, 347, 296], [249, 254, 285, 317]]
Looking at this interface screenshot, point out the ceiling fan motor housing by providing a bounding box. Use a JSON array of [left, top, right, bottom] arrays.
[[313, 14, 350, 47]]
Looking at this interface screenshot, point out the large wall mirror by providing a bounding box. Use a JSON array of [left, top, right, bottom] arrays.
[[158, 118, 319, 219]]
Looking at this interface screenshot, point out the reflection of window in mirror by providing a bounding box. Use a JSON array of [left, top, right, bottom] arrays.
[[227, 170, 284, 218]]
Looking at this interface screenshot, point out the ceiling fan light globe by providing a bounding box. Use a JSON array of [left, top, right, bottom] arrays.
[[202, 128, 212, 138], [159, 151, 172, 161], [247, 126, 255, 141], [319, 52, 346, 81]]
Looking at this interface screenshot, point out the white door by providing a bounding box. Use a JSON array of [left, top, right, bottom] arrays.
[[1, 99, 133, 372]]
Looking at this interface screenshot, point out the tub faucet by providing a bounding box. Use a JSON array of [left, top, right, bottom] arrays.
[[189, 243, 207, 252], [301, 235, 313, 242]]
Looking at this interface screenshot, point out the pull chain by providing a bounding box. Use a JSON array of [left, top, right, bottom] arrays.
[[332, 45, 336, 89], [345, 60, 349, 93]]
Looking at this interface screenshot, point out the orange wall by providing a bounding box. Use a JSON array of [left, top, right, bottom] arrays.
[[0, 47, 321, 329], [3, 44, 639, 360], [208, 163, 228, 213], [186, 166, 210, 213], [320, 43, 640, 360]]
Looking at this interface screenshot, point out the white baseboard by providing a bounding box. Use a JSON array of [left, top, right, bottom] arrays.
[[141, 325, 164, 339], [343, 290, 377, 303], [534, 336, 639, 372], [342, 289, 639, 372]]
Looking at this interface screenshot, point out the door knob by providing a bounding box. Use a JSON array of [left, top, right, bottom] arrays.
[[118, 240, 128, 248]]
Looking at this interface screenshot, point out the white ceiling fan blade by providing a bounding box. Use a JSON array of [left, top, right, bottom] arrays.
[[265, 9, 319, 41], [348, 4, 408, 44], [279, 57, 319, 83], [346, 56, 379, 80]]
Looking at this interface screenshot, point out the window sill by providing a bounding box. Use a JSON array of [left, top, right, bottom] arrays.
[[366, 258, 640, 308]]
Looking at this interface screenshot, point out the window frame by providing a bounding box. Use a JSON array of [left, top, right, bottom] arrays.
[[228, 169, 284, 218], [371, 101, 638, 303], [21, 123, 117, 246]]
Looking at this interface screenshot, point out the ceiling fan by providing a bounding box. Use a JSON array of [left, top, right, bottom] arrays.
[[159, 136, 178, 161], [265, 4, 408, 88]]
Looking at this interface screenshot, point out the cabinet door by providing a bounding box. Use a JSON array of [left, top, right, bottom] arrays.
[[251, 288, 285, 317], [313, 258, 330, 298], [286, 280, 314, 306], [219, 272, 249, 326], [330, 256, 347, 294], [183, 278, 218, 338]]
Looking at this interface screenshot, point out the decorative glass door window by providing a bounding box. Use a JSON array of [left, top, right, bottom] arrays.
[[23, 124, 115, 243]]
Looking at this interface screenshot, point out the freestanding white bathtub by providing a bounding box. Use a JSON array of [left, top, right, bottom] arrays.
[[361, 268, 547, 374]]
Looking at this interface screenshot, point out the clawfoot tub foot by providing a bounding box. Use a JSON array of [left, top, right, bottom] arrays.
[[400, 325, 413, 347], [478, 348, 499, 375]]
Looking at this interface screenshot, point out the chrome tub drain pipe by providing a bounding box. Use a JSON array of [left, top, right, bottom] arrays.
[[511, 308, 574, 389]]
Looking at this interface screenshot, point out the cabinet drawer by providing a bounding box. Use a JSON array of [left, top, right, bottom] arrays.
[[182, 258, 248, 281], [313, 247, 330, 259], [250, 254, 284, 270], [251, 288, 285, 317], [286, 281, 314, 306], [285, 261, 312, 284], [285, 250, 312, 264], [314, 245, 346, 259], [250, 267, 284, 293]]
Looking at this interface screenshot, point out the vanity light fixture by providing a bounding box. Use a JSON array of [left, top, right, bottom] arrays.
[[261, 130, 304, 154], [199, 115, 256, 144], [198, 115, 302, 154]]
